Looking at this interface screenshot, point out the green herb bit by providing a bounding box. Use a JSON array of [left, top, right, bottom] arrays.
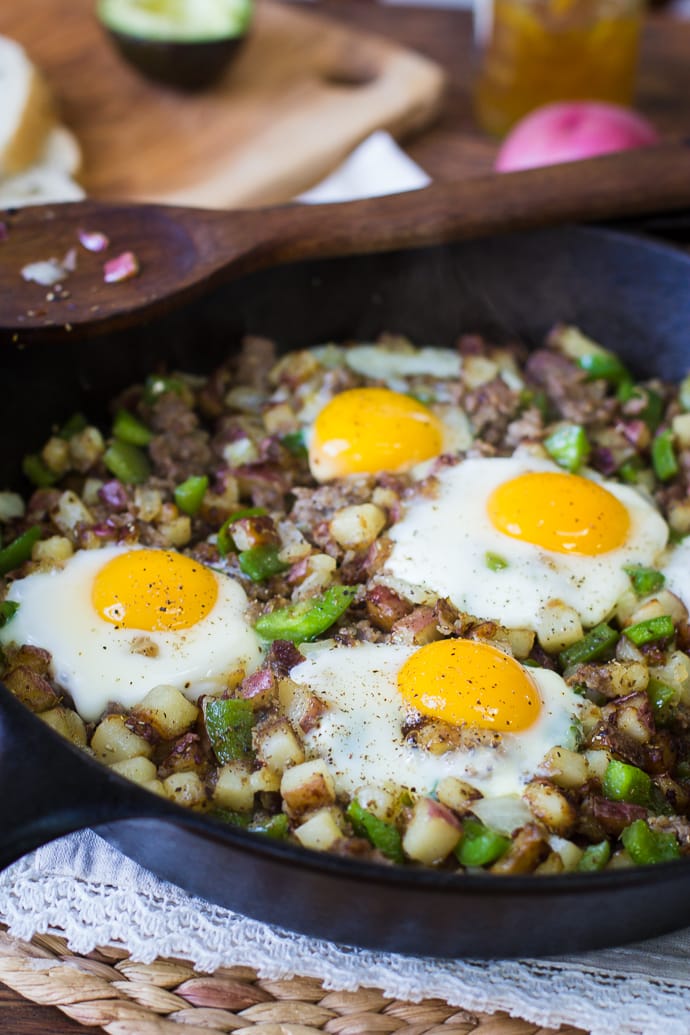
[[559, 623, 619, 668], [144, 374, 185, 404], [577, 841, 611, 872], [0, 526, 41, 576], [485, 552, 508, 571], [174, 475, 208, 516], [59, 412, 88, 439], [204, 697, 254, 764], [618, 384, 664, 431], [281, 430, 308, 457], [255, 584, 356, 643], [648, 678, 678, 726], [347, 800, 404, 863], [455, 817, 510, 867], [239, 545, 289, 583], [217, 507, 268, 557], [621, 818, 681, 865], [22, 453, 57, 488], [652, 429, 679, 483], [250, 813, 289, 840], [624, 565, 665, 597], [544, 423, 590, 473], [112, 409, 153, 447], [625, 614, 675, 646], [104, 440, 151, 485], [578, 350, 629, 387], [602, 759, 652, 806], [679, 374, 690, 413], [0, 601, 19, 627]]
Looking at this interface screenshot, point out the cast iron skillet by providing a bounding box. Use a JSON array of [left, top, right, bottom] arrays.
[[2, 223, 690, 959]]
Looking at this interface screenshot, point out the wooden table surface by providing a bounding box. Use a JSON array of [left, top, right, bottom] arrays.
[[3, 1, 690, 1031]]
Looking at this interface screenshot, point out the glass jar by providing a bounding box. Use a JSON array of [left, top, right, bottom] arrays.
[[473, 0, 645, 137]]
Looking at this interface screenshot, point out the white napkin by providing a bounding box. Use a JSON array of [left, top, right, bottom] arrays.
[[297, 130, 430, 203], [2, 135, 690, 1035]]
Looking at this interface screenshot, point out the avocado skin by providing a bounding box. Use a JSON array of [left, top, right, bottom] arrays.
[[104, 29, 248, 90]]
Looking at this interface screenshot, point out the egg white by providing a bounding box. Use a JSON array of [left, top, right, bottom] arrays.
[[0, 544, 262, 721], [286, 640, 582, 799], [381, 455, 669, 630]]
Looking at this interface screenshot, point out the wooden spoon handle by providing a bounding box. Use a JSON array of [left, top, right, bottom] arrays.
[[185, 138, 690, 274]]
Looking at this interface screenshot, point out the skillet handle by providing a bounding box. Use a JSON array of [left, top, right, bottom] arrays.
[[0, 684, 162, 870]]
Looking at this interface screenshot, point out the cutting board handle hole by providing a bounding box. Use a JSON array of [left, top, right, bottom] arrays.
[[320, 56, 379, 88]]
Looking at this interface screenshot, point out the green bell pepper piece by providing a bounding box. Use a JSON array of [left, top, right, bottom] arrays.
[[648, 678, 678, 726], [0, 526, 41, 576], [625, 615, 675, 646], [174, 475, 208, 516], [652, 429, 679, 482], [578, 350, 629, 386], [250, 814, 289, 840], [281, 430, 308, 458], [204, 697, 254, 764], [22, 453, 57, 488], [624, 565, 665, 597], [602, 759, 651, 806], [347, 799, 404, 863], [104, 440, 151, 485], [0, 601, 19, 627], [238, 545, 289, 582], [455, 817, 510, 867], [559, 623, 619, 668], [544, 423, 590, 473], [577, 840, 611, 872], [621, 818, 681, 865], [255, 584, 356, 643], [217, 507, 268, 557], [112, 409, 153, 447]]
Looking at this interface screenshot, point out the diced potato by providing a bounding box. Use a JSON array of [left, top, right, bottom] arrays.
[[133, 486, 163, 522], [291, 554, 336, 600], [462, 355, 498, 388], [672, 412, 690, 448], [32, 535, 73, 568], [502, 627, 535, 660], [615, 700, 652, 745], [162, 771, 207, 808], [490, 823, 549, 875], [548, 324, 607, 361], [41, 436, 70, 475], [534, 851, 565, 875], [4, 665, 58, 713], [668, 500, 690, 536], [548, 835, 584, 871], [329, 504, 386, 551], [651, 650, 690, 705], [294, 807, 343, 851], [132, 685, 199, 740], [355, 783, 401, 823], [69, 427, 105, 471], [40, 706, 87, 747], [110, 756, 158, 785], [142, 779, 167, 798], [280, 758, 336, 814], [250, 767, 282, 794], [435, 776, 482, 815], [536, 601, 583, 653], [0, 491, 24, 522], [255, 717, 305, 774], [627, 591, 688, 628], [263, 402, 297, 435], [522, 780, 577, 836], [51, 490, 93, 535], [157, 511, 191, 548], [213, 761, 255, 811], [90, 715, 154, 764], [539, 747, 588, 790], [82, 478, 104, 506], [222, 437, 260, 466], [583, 747, 612, 782], [402, 798, 461, 865], [276, 521, 311, 564]]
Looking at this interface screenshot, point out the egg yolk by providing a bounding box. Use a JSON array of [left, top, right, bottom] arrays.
[[308, 387, 444, 481], [487, 471, 630, 555], [398, 638, 541, 733], [92, 549, 218, 631]]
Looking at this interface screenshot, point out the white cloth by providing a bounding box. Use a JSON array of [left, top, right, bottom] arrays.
[[2, 136, 690, 1035], [1, 831, 690, 1035]]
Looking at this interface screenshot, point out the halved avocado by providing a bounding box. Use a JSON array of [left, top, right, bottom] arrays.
[[97, 0, 253, 91]]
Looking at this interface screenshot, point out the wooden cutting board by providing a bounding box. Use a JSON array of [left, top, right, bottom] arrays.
[[1, 0, 445, 208]]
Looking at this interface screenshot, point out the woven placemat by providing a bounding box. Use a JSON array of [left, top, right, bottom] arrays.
[[0, 927, 588, 1035]]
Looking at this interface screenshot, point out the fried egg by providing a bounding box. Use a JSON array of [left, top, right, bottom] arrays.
[[660, 536, 690, 611], [0, 545, 261, 721], [286, 638, 582, 798], [382, 455, 668, 629]]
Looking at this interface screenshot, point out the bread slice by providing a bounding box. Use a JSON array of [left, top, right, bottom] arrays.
[[0, 35, 57, 177]]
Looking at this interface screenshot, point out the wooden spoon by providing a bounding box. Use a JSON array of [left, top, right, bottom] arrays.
[[3, 140, 690, 343]]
